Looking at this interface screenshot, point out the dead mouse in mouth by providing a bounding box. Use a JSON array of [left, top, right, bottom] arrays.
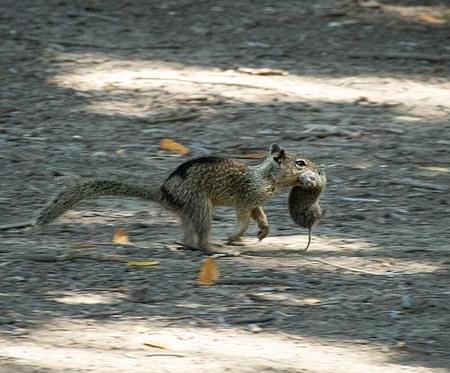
[[288, 165, 326, 251]]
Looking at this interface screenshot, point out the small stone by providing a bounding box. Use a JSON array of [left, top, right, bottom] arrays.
[[388, 310, 401, 319], [0, 316, 14, 325], [189, 25, 208, 35], [91, 151, 107, 157], [401, 294, 413, 309], [248, 324, 262, 333], [6, 276, 25, 282], [128, 287, 153, 303]]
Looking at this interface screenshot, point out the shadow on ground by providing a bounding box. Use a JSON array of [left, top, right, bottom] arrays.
[[1, 0, 449, 371]]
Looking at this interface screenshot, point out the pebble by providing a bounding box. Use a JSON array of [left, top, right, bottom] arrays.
[[401, 294, 413, 309], [128, 287, 153, 303], [128, 287, 168, 304], [0, 316, 14, 325], [247, 324, 262, 333]]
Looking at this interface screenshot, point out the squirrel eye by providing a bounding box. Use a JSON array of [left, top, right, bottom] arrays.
[[296, 159, 307, 167]]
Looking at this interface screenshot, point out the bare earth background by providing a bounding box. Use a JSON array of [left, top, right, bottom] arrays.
[[1, 0, 450, 372]]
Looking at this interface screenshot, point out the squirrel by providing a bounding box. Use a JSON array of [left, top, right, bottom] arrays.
[[288, 165, 326, 251], [0, 144, 320, 254]]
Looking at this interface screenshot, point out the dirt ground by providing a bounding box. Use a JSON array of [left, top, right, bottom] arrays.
[[1, 0, 450, 372]]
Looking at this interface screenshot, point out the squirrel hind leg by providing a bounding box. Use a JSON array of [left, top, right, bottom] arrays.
[[191, 204, 213, 254], [180, 216, 199, 248], [178, 199, 213, 254]]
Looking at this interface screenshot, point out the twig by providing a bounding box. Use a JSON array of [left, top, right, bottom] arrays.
[[136, 76, 274, 91], [240, 253, 401, 277], [349, 52, 450, 63], [231, 315, 274, 324], [219, 277, 301, 287], [237, 67, 288, 76], [340, 197, 381, 203], [139, 112, 199, 125], [20, 252, 130, 263], [311, 142, 365, 148], [301, 125, 361, 139], [0, 221, 34, 231], [73, 241, 154, 250], [301, 257, 396, 276], [390, 178, 448, 192], [122, 352, 185, 358], [71, 11, 119, 23], [19, 36, 181, 50]]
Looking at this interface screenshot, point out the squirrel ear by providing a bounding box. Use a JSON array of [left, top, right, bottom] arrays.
[[270, 144, 285, 163], [270, 143, 282, 155]]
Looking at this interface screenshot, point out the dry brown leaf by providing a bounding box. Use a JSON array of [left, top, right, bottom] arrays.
[[113, 228, 132, 245], [160, 138, 190, 155], [127, 261, 160, 267], [198, 257, 220, 285], [416, 14, 446, 24]]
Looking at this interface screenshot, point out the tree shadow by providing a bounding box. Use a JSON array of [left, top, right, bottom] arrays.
[[1, 0, 450, 371], [0, 361, 83, 373]]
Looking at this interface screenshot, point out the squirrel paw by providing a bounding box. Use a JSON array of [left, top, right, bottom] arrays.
[[257, 225, 269, 241]]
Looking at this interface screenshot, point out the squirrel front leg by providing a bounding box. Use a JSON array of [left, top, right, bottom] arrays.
[[251, 206, 269, 241], [227, 206, 269, 244], [227, 207, 252, 244]]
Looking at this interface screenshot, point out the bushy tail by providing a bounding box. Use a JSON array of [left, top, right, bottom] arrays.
[[34, 179, 162, 225]]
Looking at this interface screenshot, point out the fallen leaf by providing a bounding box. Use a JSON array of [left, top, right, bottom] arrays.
[[127, 261, 160, 267], [113, 228, 132, 245], [416, 14, 446, 24], [303, 298, 321, 305], [160, 138, 190, 155], [198, 257, 220, 285], [418, 166, 449, 173], [116, 148, 127, 155]]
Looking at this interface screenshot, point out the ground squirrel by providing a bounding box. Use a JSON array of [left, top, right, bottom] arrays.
[[288, 165, 326, 251], [1, 144, 320, 254]]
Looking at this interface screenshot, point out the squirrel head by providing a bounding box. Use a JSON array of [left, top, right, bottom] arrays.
[[267, 144, 323, 189]]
